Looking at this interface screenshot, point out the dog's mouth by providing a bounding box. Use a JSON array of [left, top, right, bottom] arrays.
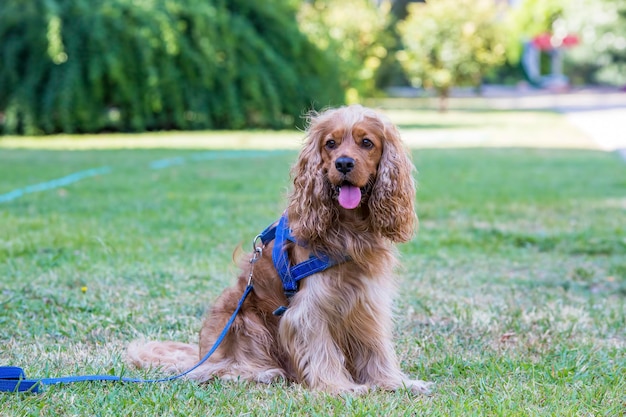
[[332, 180, 374, 210]]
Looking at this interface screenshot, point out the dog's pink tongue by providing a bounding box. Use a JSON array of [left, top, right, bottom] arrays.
[[338, 185, 361, 209]]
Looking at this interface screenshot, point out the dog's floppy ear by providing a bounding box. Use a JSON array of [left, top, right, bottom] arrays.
[[287, 111, 336, 243], [368, 121, 417, 242]]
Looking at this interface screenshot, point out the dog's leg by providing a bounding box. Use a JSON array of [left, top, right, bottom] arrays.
[[353, 336, 433, 395], [197, 285, 287, 384], [349, 284, 433, 395], [279, 296, 369, 394]]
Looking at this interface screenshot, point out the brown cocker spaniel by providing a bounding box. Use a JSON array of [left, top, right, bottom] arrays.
[[127, 105, 432, 395]]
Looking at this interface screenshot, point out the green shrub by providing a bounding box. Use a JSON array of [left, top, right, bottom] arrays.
[[0, 0, 344, 134], [397, 0, 506, 111], [298, 0, 391, 102], [563, 0, 626, 86]]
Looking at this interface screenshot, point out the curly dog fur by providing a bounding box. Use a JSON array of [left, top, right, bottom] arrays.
[[127, 105, 431, 395]]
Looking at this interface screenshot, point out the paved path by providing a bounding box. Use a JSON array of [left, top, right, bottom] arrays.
[[482, 87, 626, 154], [562, 108, 626, 155]]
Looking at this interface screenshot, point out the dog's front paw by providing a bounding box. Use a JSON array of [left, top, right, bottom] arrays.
[[403, 379, 434, 395], [314, 382, 370, 396], [334, 383, 370, 396], [345, 384, 370, 396]]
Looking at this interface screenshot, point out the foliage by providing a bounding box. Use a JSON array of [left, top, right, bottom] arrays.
[[502, 0, 566, 64], [297, 0, 391, 102], [563, 0, 626, 86], [373, 2, 412, 91], [397, 0, 506, 110], [502, 0, 626, 86], [0, 0, 344, 135]]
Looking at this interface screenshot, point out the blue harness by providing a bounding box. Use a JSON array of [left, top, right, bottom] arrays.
[[0, 214, 342, 393], [256, 214, 344, 315]]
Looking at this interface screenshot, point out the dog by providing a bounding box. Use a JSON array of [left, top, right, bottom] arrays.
[[127, 105, 432, 395]]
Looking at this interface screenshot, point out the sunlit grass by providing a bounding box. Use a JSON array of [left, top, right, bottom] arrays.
[[0, 109, 596, 151], [0, 130, 303, 150]]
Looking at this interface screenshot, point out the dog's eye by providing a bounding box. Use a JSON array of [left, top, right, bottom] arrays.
[[325, 140, 336, 149], [361, 138, 374, 149]]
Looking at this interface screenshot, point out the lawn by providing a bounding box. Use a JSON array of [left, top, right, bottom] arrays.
[[0, 110, 625, 416]]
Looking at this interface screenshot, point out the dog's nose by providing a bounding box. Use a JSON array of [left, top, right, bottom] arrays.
[[335, 157, 355, 174]]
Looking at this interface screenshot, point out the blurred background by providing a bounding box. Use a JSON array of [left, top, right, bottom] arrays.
[[0, 0, 624, 135]]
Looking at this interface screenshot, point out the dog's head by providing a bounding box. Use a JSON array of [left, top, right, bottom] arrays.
[[288, 105, 417, 245]]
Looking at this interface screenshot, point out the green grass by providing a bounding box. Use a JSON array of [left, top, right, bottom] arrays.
[[1, 111, 625, 416]]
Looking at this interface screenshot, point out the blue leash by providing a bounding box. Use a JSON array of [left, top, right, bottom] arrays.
[[0, 284, 253, 393]]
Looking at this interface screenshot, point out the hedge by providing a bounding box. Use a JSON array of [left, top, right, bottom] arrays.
[[0, 0, 344, 134]]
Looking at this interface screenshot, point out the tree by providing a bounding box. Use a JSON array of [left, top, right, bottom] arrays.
[[397, 0, 506, 111], [498, 0, 626, 87], [0, 0, 344, 134], [297, 0, 391, 102], [503, 0, 566, 65], [563, 0, 626, 86]]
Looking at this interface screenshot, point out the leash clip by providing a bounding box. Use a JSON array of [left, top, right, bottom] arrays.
[[251, 234, 264, 260], [247, 235, 264, 286]]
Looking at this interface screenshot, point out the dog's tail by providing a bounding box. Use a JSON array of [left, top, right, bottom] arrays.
[[126, 340, 200, 375]]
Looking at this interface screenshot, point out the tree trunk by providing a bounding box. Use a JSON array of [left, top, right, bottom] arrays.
[[437, 87, 449, 112]]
